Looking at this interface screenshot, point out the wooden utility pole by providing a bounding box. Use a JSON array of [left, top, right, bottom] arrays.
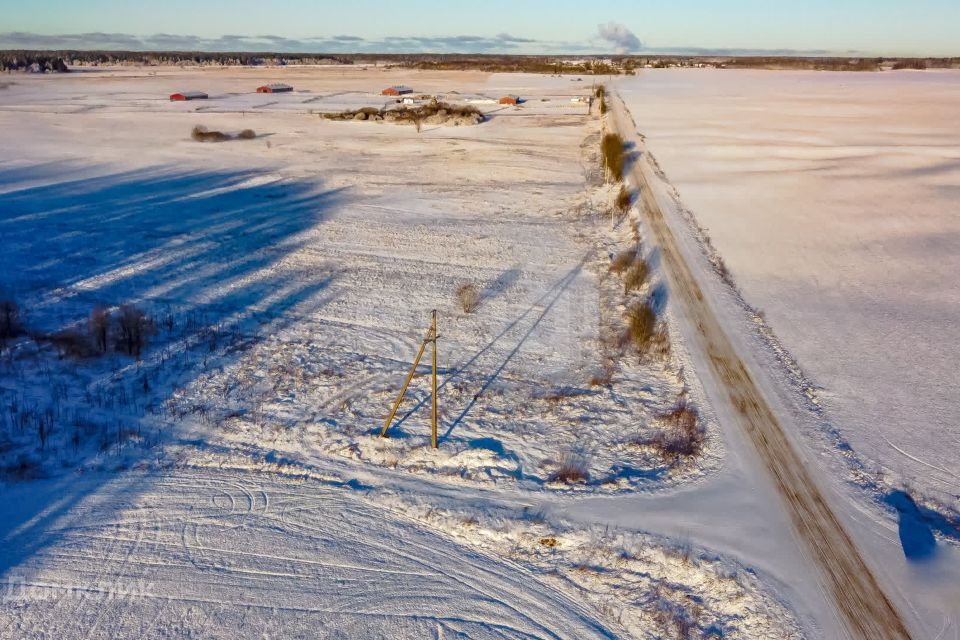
[[380, 311, 440, 449], [430, 310, 438, 449]]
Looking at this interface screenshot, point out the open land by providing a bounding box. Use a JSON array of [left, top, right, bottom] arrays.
[[0, 66, 806, 639], [1, 64, 958, 639]]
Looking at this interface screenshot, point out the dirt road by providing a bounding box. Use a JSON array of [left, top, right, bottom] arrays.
[[609, 95, 912, 640]]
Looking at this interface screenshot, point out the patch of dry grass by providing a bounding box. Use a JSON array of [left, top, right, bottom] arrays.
[[192, 126, 257, 142], [623, 259, 649, 294], [609, 249, 636, 275], [615, 185, 632, 213], [457, 283, 479, 313], [625, 301, 657, 356], [601, 133, 626, 182], [550, 452, 590, 484], [191, 126, 229, 143]]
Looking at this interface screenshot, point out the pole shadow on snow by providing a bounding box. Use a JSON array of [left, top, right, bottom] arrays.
[[392, 251, 594, 443], [0, 161, 349, 581]]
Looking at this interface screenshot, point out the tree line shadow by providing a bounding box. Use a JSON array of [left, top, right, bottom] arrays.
[[0, 161, 349, 582]]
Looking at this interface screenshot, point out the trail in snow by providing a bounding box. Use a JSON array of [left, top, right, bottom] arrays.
[[0, 469, 614, 640]]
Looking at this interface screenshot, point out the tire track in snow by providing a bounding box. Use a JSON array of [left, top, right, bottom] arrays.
[[0, 469, 615, 639]]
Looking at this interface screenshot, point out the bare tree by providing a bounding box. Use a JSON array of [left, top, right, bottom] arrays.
[[0, 299, 20, 341], [117, 304, 154, 358], [90, 306, 110, 353]]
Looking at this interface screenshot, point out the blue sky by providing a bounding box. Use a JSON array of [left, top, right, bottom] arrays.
[[2, 0, 958, 56]]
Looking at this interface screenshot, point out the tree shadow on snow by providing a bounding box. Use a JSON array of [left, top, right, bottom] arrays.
[[0, 161, 349, 581]]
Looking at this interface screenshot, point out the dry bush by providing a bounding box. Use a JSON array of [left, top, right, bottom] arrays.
[[589, 361, 616, 387], [0, 299, 21, 341], [615, 185, 632, 213], [623, 258, 649, 294], [550, 452, 590, 484], [116, 304, 155, 358], [237, 129, 257, 140], [601, 133, 626, 182], [457, 283, 480, 313], [609, 249, 637, 275], [625, 301, 657, 356], [49, 327, 97, 359], [89, 306, 110, 353], [191, 125, 229, 143], [2, 454, 42, 480], [649, 401, 704, 459]]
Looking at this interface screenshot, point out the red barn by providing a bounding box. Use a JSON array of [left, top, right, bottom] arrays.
[[170, 91, 208, 101], [499, 95, 521, 105], [257, 83, 293, 93], [382, 85, 413, 96]]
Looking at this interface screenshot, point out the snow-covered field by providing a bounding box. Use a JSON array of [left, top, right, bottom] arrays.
[[620, 69, 960, 516], [0, 67, 707, 491], [0, 67, 810, 638]]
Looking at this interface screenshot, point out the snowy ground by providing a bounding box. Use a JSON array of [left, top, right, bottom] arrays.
[[618, 69, 960, 517], [0, 67, 708, 491], [0, 67, 810, 638], [617, 69, 960, 638]]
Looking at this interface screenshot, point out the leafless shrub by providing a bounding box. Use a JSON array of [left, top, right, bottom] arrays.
[[623, 258, 649, 294], [550, 452, 589, 484], [191, 125, 230, 143], [625, 301, 657, 356], [609, 249, 636, 275], [89, 306, 110, 353], [116, 304, 155, 358], [457, 283, 480, 313], [648, 401, 704, 459], [237, 129, 257, 140], [0, 299, 22, 341], [48, 327, 97, 359]]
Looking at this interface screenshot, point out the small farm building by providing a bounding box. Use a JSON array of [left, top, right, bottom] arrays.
[[382, 85, 413, 96], [257, 84, 293, 93], [170, 91, 208, 101], [499, 95, 521, 105]]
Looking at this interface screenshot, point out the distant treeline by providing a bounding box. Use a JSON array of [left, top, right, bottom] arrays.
[[2, 50, 959, 74], [0, 50, 353, 72]]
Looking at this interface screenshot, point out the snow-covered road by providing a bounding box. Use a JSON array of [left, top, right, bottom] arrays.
[[0, 469, 614, 639]]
